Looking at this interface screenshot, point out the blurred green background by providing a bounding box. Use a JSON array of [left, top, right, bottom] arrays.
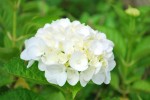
[[0, 0, 150, 100]]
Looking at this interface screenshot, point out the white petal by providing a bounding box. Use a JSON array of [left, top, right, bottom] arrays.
[[45, 72, 58, 85], [106, 47, 113, 52], [20, 46, 42, 61], [80, 67, 95, 87], [108, 60, 116, 71], [20, 49, 30, 60], [44, 23, 51, 28], [104, 72, 111, 84], [80, 77, 88, 87], [45, 64, 67, 86], [89, 40, 104, 55], [57, 72, 67, 86], [21, 37, 46, 61], [99, 32, 106, 39], [76, 25, 90, 38], [35, 30, 55, 48], [38, 61, 47, 71], [26, 46, 43, 59], [72, 21, 80, 25], [107, 40, 114, 47], [109, 54, 115, 60], [94, 62, 102, 74], [80, 67, 95, 81], [63, 41, 74, 54], [105, 52, 113, 59], [69, 51, 88, 71], [45, 64, 66, 74], [67, 68, 79, 86], [89, 57, 102, 74], [41, 52, 58, 65], [25, 37, 46, 48], [52, 18, 71, 28], [27, 60, 35, 68], [58, 53, 68, 64], [58, 18, 71, 28], [92, 70, 105, 85]]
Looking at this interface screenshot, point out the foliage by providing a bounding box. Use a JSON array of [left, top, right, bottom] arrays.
[[0, 0, 150, 100], [0, 88, 45, 100]]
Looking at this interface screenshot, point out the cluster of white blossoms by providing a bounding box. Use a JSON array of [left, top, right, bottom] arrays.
[[20, 18, 116, 87]]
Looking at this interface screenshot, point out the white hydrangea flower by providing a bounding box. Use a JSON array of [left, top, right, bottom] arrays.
[[20, 18, 116, 87]]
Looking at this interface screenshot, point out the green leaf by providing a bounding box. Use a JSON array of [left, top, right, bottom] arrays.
[[112, 5, 127, 20], [80, 12, 90, 23], [0, 86, 9, 95], [0, 88, 45, 100], [32, 15, 60, 28], [75, 84, 95, 100], [40, 86, 65, 100], [71, 83, 82, 99], [62, 83, 82, 99], [0, 30, 4, 46], [133, 36, 150, 62], [129, 92, 150, 100], [137, 57, 150, 68], [4, 57, 48, 84], [132, 80, 150, 93], [0, 47, 19, 62], [0, 68, 13, 87], [4, 36, 13, 48], [22, 1, 40, 12], [0, 0, 14, 31], [110, 72, 120, 91]]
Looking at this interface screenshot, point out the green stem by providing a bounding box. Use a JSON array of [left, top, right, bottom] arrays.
[[12, 4, 17, 47], [130, 17, 135, 34], [126, 40, 133, 63], [120, 16, 136, 97], [63, 91, 74, 100], [126, 16, 135, 63]]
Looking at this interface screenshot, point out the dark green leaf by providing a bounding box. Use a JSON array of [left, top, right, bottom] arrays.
[[0, 47, 19, 62], [4, 57, 48, 84], [112, 5, 127, 20], [132, 80, 150, 93], [137, 57, 150, 68], [3, 36, 13, 48], [110, 72, 120, 91], [40, 86, 65, 100], [0, 88, 45, 100], [0, 68, 13, 87], [62, 83, 82, 99], [133, 36, 150, 62]]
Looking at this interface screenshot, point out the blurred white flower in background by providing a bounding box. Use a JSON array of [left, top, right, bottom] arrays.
[[20, 18, 116, 87]]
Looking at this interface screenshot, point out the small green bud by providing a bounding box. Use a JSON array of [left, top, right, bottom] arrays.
[[125, 7, 140, 17]]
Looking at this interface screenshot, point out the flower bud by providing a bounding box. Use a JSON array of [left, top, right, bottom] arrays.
[[125, 7, 140, 17]]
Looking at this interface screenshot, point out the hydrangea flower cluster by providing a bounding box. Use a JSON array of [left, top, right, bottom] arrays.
[[20, 18, 116, 87]]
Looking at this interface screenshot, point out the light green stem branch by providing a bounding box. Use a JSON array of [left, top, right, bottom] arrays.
[[12, 5, 17, 47]]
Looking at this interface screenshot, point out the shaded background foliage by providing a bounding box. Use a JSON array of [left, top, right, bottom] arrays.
[[0, 0, 150, 100]]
